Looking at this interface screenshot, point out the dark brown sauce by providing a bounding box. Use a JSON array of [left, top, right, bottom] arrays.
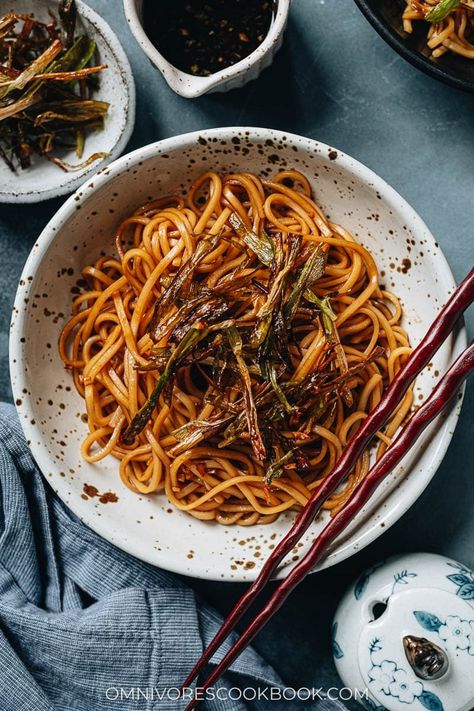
[[83, 484, 99, 498], [143, 0, 276, 77], [82, 483, 118, 503]]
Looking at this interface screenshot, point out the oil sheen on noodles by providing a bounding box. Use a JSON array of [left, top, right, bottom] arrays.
[[59, 169, 412, 526], [402, 0, 474, 59]]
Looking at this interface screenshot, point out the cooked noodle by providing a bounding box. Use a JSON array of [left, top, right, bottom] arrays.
[[402, 1, 474, 59], [59, 169, 413, 525]]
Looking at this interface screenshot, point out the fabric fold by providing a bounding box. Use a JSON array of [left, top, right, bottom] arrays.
[[0, 403, 345, 711]]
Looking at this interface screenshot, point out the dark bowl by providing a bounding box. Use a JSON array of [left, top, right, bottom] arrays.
[[354, 0, 474, 93]]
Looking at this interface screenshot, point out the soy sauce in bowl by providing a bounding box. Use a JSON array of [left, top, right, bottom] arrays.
[[142, 0, 276, 77]]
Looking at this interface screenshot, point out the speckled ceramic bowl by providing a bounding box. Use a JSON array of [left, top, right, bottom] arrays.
[[123, 0, 289, 97], [10, 127, 466, 581], [0, 0, 136, 203]]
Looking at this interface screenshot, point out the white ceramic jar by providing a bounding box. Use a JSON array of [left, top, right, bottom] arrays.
[[333, 553, 474, 711], [123, 0, 290, 98]]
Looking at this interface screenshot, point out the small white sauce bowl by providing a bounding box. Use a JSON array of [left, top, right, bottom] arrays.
[[123, 0, 290, 98]]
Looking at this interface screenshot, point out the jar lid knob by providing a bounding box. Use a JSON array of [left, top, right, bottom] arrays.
[[403, 634, 449, 680]]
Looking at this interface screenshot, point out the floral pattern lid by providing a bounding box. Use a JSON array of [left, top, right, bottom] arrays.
[[332, 553, 474, 711], [359, 588, 474, 711]]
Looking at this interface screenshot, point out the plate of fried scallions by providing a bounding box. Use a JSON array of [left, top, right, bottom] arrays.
[[0, 0, 135, 202]]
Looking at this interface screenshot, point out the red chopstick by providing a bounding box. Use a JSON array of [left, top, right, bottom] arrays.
[[182, 267, 474, 694], [183, 339, 474, 709]]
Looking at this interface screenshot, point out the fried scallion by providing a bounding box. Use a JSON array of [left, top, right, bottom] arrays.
[[265, 450, 293, 485], [227, 325, 266, 462], [118, 208, 387, 492], [0, 1, 109, 171], [149, 233, 221, 339], [229, 213, 274, 267], [122, 326, 209, 444], [425, 0, 461, 23]]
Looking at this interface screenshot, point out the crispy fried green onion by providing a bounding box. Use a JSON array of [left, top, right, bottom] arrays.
[[0, 8, 109, 171], [33, 99, 109, 125], [261, 360, 295, 414], [149, 234, 220, 339], [0, 39, 63, 100], [122, 326, 208, 444], [170, 416, 232, 455], [251, 234, 301, 350], [152, 293, 210, 344], [229, 213, 274, 267], [307, 395, 327, 425], [304, 290, 352, 405], [59, 0, 77, 48], [47, 151, 108, 172], [212, 342, 228, 389], [171, 296, 228, 342], [265, 450, 293, 485], [220, 412, 247, 448], [425, 0, 460, 23], [75, 127, 85, 158], [303, 290, 337, 335], [52, 35, 98, 75], [284, 246, 326, 321], [227, 325, 266, 462]]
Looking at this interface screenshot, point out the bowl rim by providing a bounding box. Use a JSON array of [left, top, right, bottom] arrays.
[[123, 0, 290, 98], [9, 126, 467, 580], [353, 0, 474, 94], [0, 0, 136, 203]]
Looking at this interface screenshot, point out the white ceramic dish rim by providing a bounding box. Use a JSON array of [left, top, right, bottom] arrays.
[[0, 0, 136, 203], [123, 0, 290, 98], [10, 127, 466, 580]]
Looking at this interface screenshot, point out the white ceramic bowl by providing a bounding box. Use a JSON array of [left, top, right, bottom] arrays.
[[0, 0, 135, 203], [123, 0, 290, 98], [10, 127, 466, 581]]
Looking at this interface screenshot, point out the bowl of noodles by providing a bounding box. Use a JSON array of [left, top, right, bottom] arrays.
[[10, 127, 465, 581], [354, 0, 474, 93]]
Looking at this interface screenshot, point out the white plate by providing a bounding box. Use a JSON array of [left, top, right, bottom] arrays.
[[0, 0, 135, 203], [9, 128, 466, 581]]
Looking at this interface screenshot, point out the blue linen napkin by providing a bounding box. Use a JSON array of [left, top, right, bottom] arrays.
[[0, 403, 346, 711]]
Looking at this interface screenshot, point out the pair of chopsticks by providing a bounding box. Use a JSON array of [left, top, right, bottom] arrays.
[[181, 266, 474, 710]]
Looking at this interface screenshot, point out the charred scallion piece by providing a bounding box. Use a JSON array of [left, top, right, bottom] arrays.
[[118, 202, 390, 494], [251, 233, 300, 352], [123, 326, 208, 444], [0, 1, 109, 171], [229, 213, 274, 267], [265, 450, 293, 485], [261, 361, 295, 414], [425, 0, 460, 23], [149, 233, 221, 339], [304, 290, 352, 405], [284, 246, 326, 321], [170, 415, 233, 455], [226, 325, 266, 462], [59, 0, 77, 48]]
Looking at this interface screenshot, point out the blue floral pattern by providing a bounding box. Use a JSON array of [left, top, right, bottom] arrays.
[[446, 562, 474, 600], [414, 610, 474, 656], [367, 638, 444, 711], [354, 561, 385, 600], [353, 564, 416, 601], [391, 570, 417, 595], [331, 621, 344, 659]]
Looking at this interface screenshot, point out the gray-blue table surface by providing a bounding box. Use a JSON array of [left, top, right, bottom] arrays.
[[1, 1, 473, 707]]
